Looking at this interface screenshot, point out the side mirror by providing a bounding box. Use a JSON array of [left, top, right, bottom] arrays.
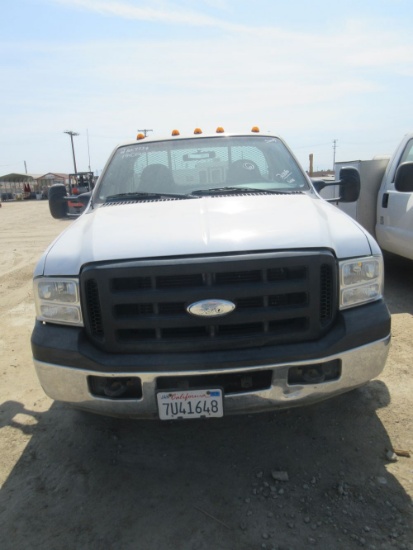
[[394, 162, 413, 192], [338, 167, 360, 203], [311, 167, 360, 202], [311, 178, 327, 193]]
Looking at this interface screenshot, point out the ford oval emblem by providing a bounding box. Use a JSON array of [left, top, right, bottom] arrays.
[[187, 299, 236, 317]]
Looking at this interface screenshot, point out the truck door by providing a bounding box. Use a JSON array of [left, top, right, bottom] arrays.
[[376, 137, 413, 260]]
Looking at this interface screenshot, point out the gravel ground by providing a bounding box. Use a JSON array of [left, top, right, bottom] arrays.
[[0, 200, 412, 550]]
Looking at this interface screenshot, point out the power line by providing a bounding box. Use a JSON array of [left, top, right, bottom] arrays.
[[293, 142, 332, 150]]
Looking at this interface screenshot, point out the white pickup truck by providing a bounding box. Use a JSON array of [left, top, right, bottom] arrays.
[[331, 133, 413, 261], [31, 128, 391, 420]]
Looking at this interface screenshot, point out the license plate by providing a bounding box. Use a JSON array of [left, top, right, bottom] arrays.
[[157, 388, 223, 420]]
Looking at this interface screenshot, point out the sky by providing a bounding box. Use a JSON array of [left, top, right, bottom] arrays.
[[1, 0, 412, 176]]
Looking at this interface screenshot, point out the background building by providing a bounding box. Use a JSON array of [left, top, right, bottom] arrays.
[[0, 172, 68, 199]]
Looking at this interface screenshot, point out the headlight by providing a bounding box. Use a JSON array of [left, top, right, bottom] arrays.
[[34, 278, 83, 326], [339, 256, 383, 309]]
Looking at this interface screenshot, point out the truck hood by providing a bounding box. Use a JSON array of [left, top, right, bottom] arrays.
[[39, 194, 373, 276]]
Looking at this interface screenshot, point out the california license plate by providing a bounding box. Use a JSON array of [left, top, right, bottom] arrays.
[[157, 388, 224, 420]]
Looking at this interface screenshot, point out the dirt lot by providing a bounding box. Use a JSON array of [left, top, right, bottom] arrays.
[[0, 200, 412, 550]]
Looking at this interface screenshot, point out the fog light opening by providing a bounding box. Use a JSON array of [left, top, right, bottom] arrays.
[[288, 360, 341, 386], [302, 366, 325, 384], [104, 379, 128, 397], [88, 376, 143, 399]]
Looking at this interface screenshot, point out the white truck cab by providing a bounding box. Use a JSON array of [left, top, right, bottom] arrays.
[[376, 133, 413, 260], [331, 134, 413, 262], [31, 129, 391, 420]]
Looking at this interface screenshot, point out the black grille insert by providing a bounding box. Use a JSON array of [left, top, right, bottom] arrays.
[[85, 279, 104, 338], [81, 251, 337, 353]]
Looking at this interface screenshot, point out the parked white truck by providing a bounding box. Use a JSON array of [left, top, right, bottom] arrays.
[[31, 128, 391, 420], [325, 134, 413, 261]]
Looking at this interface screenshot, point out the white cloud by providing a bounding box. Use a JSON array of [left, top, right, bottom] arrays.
[[52, 0, 245, 31], [2, 1, 413, 172], [49, 0, 413, 79]]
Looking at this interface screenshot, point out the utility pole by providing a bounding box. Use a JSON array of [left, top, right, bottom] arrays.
[[64, 130, 79, 174], [86, 129, 92, 172], [332, 139, 338, 168], [137, 129, 153, 137]]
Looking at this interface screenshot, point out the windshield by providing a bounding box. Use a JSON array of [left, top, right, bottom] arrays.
[[400, 138, 413, 164], [95, 135, 309, 202]]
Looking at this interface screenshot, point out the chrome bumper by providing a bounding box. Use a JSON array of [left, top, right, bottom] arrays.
[[33, 335, 390, 419]]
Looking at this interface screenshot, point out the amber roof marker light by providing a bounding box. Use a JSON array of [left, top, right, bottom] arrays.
[[171, 129, 180, 136], [216, 127, 225, 133], [136, 133, 146, 140], [194, 128, 203, 134], [251, 126, 260, 133]]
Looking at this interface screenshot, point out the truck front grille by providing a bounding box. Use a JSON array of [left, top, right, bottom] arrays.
[[80, 251, 337, 354]]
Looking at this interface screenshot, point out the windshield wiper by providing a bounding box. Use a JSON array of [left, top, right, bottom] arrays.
[[105, 192, 197, 202], [191, 187, 293, 196]]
